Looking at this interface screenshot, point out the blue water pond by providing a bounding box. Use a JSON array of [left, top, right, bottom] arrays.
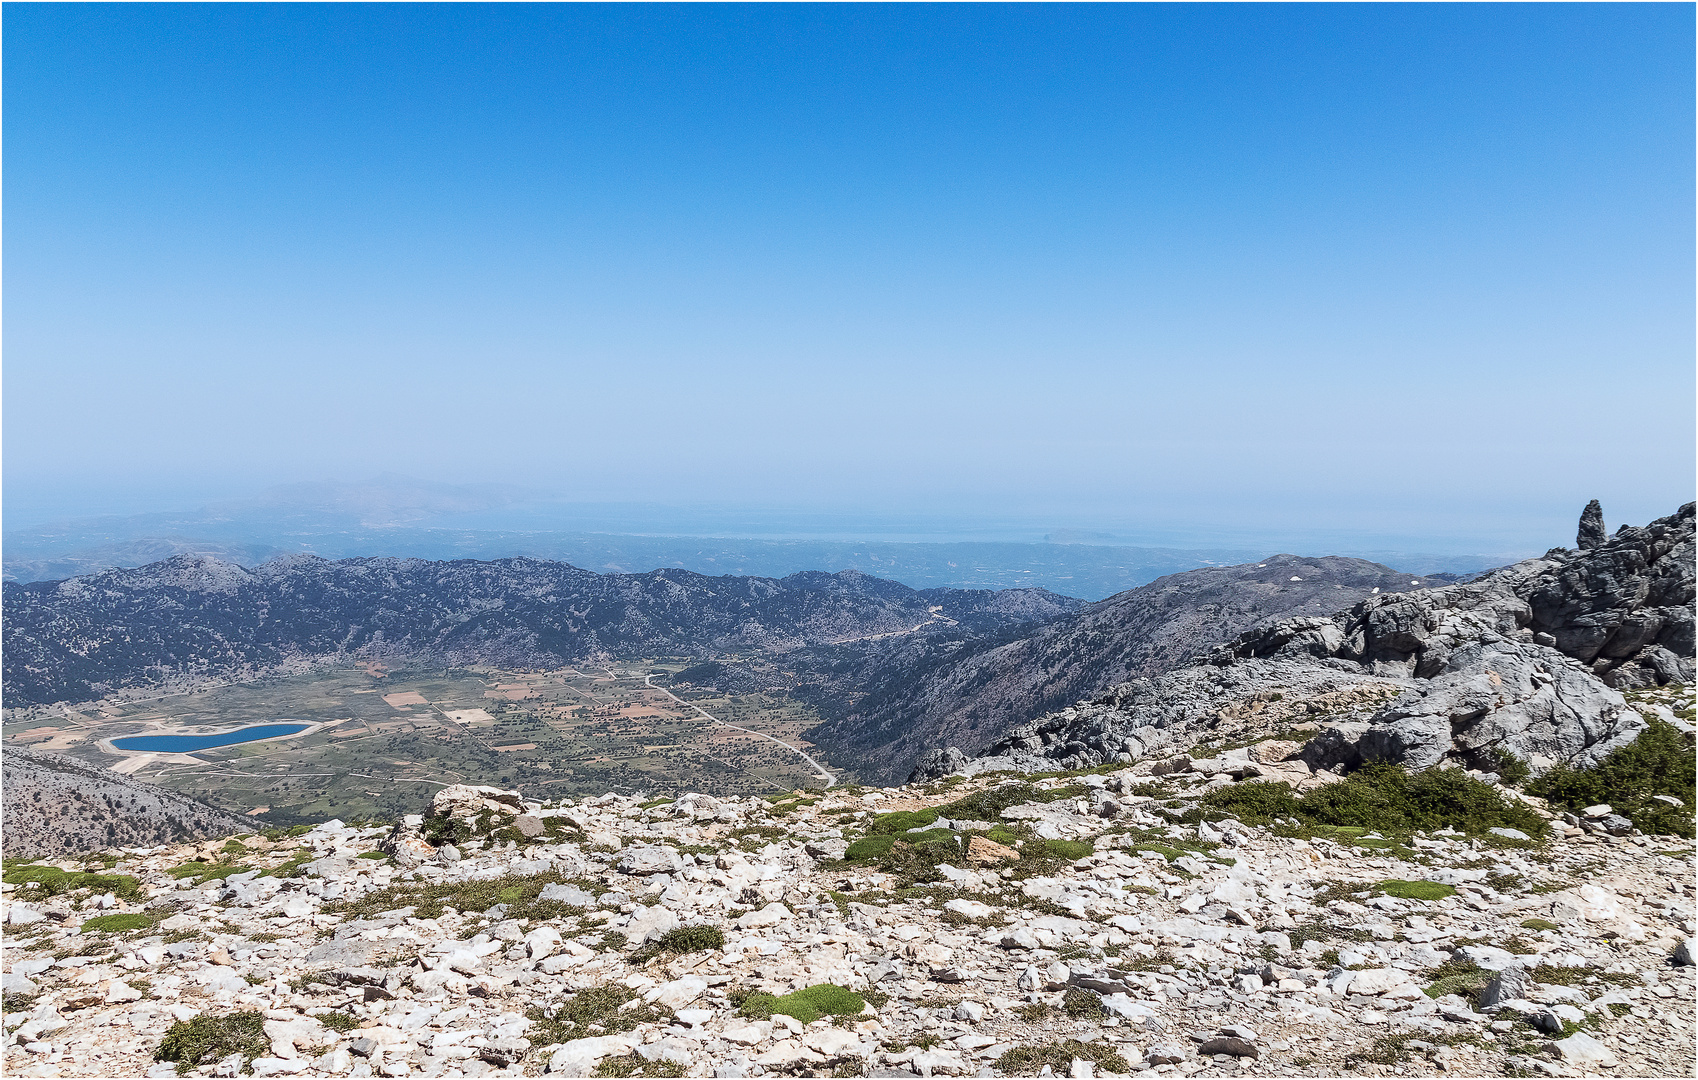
[[112, 723, 309, 753]]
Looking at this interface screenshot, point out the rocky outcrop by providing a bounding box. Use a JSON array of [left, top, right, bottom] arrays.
[[921, 504, 1691, 781], [1219, 502, 1694, 690], [812, 554, 1455, 784], [0, 748, 250, 858], [1579, 500, 1608, 550]]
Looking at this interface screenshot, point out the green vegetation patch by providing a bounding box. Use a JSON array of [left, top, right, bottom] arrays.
[[166, 861, 256, 884], [313, 1011, 360, 1033], [154, 1011, 269, 1076], [591, 1054, 686, 1078], [870, 809, 940, 834], [324, 869, 594, 921], [1034, 839, 1094, 861], [1528, 718, 1697, 837], [2, 863, 142, 900], [937, 783, 1086, 824], [1203, 761, 1549, 839], [1422, 959, 1491, 1001], [1520, 918, 1561, 932], [80, 912, 158, 935], [526, 984, 671, 1045], [993, 1040, 1130, 1076], [1061, 989, 1106, 1019], [733, 983, 865, 1025], [1530, 964, 1641, 988], [630, 925, 725, 964], [1376, 879, 1456, 902]]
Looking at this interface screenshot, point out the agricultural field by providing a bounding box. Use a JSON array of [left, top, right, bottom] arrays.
[[0, 660, 842, 826]]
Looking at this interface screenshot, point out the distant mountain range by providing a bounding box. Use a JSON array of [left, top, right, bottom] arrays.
[[0, 555, 1083, 707]]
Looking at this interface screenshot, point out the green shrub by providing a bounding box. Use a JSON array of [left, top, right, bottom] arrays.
[[314, 1011, 360, 1033], [994, 1040, 1129, 1075], [1421, 959, 1490, 1001], [870, 809, 939, 834], [154, 1012, 269, 1076], [80, 913, 157, 935], [1376, 880, 1455, 902], [1520, 918, 1561, 932], [1527, 718, 1696, 837], [1487, 748, 1532, 785], [1035, 839, 1094, 861], [1, 864, 142, 900], [166, 862, 255, 884], [1203, 763, 1548, 839], [630, 925, 725, 963], [1061, 989, 1105, 1019], [844, 829, 956, 864], [527, 984, 669, 1045], [592, 1054, 686, 1078], [937, 783, 1086, 823], [736, 983, 865, 1024], [323, 870, 595, 921]]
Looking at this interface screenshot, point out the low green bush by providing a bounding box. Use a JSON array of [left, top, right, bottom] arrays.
[[80, 913, 157, 935], [1520, 918, 1561, 932], [870, 809, 939, 834], [154, 1012, 269, 1076], [1527, 718, 1696, 837], [1203, 762, 1548, 839], [994, 1040, 1130, 1075], [630, 925, 725, 963], [735, 983, 865, 1024], [2, 864, 142, 900], [844, 829, 956, 862], [527, 984, 670, 1045], [1035, 839, 1094, 861], [1061, 988, 1105, 1019], [1376, 880, 1455, 902], [937, 783, 1086, 823]]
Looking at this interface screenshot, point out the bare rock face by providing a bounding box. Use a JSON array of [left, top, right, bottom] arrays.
[[1578, 499, 1608, 550]]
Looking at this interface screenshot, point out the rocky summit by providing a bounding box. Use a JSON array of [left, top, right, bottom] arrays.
[[919, 503, 1693, 782], [2, 760, 1695, 1080]]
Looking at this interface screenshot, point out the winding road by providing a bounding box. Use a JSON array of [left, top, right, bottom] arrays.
[[643, 673, 837, 788]]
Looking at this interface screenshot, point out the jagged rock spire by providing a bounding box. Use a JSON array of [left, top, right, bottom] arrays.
[[1578, 499, 1607, 550]]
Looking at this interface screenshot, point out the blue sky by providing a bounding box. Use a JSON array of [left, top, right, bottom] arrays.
[[6, 4, 1693, 550]]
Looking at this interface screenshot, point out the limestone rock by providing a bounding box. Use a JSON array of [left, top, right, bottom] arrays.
[[1578, 500, 1607, 551]]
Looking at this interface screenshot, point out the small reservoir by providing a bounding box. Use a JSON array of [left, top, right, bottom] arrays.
[[112, 723, 310, 753]]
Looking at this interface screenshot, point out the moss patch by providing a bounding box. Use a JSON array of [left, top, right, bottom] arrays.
[[1376, 879, 1456, 901], [2, 863, 142, 900], [80, 912, 158, 935], [734, 983, 865, 1024]]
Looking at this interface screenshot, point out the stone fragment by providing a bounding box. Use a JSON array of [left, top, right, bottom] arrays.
[[1674, 938, 1697, 966], [1478, 965, 1530, 1010], [966, 837, 1020, 865], [737, 902, 793, 929], [1197, 1037, 1259, 1059], [618, 845, 685, 875], [1547, 1031, 1617, 1068], [549, 1036, 638, 1074]]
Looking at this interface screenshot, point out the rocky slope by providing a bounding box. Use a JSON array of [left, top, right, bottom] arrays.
[[0, 557, 1082, 707], [2, 765, 1693, 1080], [1, 749, 251, 859], [924, 504, 1694, 782], [804, 556, 1455, 784]]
